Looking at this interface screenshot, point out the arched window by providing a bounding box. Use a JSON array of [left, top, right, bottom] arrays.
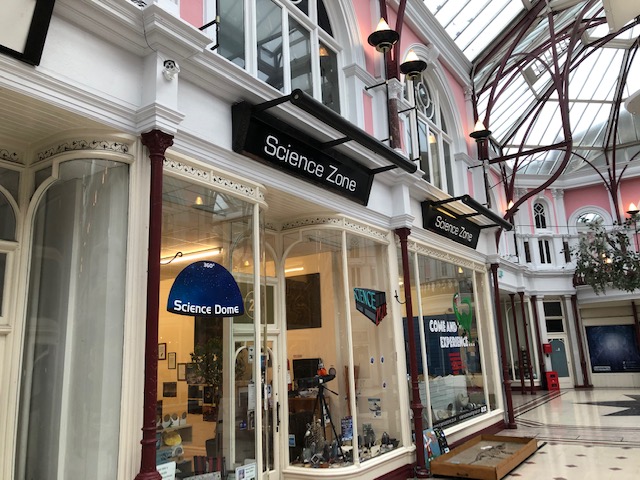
[[210, 0, 341, 113], [533, 201, 547, 229], [406, 75, 455, 194], [576, 211, 604, 233]]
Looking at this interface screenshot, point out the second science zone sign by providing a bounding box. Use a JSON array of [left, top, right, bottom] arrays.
[[232, 102, 374, 205]]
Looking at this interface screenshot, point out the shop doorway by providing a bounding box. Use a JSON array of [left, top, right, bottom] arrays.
[[548, 336, 573, 388], [231, 335, 282, 480]]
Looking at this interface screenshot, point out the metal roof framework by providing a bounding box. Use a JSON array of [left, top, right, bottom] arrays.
[[426, 0, 640, 223]]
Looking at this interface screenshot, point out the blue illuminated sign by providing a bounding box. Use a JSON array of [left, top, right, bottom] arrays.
[[167, 261, 244, 317]]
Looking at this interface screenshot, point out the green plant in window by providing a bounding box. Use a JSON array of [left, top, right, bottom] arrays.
[[571, 219, 640, 294], [190, 337, 223, 387]]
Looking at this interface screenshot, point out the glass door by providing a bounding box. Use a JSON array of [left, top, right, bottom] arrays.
[[232, 336, 281, 480], [549, 337, 573, 388]]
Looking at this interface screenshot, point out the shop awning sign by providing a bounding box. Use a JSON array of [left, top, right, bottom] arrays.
[[353, 288, 387, 326], [232, 102, 375, 205], [421, 203, 482, 249], [167, 261, 244, 317]]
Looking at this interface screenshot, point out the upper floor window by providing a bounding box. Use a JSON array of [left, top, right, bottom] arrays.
[[533, 202, 547, 229], [212, 0, 340, 113], [539, 238, 552, 264], [406, 77, 454, 194]]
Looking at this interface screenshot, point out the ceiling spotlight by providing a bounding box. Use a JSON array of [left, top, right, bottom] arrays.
[[367, 18, 400, 53]]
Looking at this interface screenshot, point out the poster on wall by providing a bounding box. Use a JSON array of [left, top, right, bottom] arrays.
[[586, 325, 640, 373]]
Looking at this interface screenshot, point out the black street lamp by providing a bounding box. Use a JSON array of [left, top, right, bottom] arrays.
[[469, 121, 492, 208], [627, 202, 639, 251]]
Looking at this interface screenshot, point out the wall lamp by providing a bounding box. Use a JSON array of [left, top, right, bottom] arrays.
[[469, 121, 492, 208], [400, 49, 427, 81], [367, 18, 399, 53], [628, 202, 639, 251]]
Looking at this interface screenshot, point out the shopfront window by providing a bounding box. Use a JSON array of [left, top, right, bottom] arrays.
[[346, 233, 403, 460], [0, 187, 16, 318], [284, 227, 401, 468], [407, 254, 491, 430], [16, 159, 129, 480], [158, 175, 261, 477]]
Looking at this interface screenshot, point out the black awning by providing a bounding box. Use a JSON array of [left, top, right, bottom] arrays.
[[422, 195, 513, 231], [251, 89, 417, 175]]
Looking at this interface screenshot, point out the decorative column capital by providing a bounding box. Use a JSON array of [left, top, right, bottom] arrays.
[[141, 129, 174, 156]]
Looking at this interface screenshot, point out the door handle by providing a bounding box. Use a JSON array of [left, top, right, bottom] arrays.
[[276, 401, 281, 432]]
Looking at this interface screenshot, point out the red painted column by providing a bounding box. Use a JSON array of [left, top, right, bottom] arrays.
[[490, 264, 516, 428], [135, 130, 174, 480], [395, 227, 429, 478], [509, 293, 526, 394], [518, 292, 536, 394]]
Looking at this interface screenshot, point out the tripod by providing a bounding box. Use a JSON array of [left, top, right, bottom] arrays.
[[313, 382, 345, 460]]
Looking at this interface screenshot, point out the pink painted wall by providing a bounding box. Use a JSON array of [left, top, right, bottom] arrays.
[[181, 0, 204, 28], [363, 91, 374, 135], [564, 184, 611, 220], [353, 0, 378, 76]]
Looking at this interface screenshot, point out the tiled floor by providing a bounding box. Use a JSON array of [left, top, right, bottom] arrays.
[[430, 388, 640, 479]]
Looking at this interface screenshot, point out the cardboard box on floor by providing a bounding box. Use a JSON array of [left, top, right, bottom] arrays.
[[430, 435, 538, 480]]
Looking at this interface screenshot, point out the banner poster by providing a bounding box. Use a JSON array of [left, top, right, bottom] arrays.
[[586, 325, 640, 373], [403, 315, 477, 377]]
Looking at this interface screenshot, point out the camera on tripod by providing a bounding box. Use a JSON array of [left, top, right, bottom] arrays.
[[296, 373, 335, 389]]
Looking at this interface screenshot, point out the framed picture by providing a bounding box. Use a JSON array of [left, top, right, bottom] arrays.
[[177, 363, 187, 381], [168, 352, 177, 369], [163, 382, 177, 398], [158, 343, 167, 360], [286, 273, 322, 330]]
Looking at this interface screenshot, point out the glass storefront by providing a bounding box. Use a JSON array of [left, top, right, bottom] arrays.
[[16, 159, 129, 480], [157, 175, 261, 478], [403, 250, 496, 432], [283, 227, 403, 468]]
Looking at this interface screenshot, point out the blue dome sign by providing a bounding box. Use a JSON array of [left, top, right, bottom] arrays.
[[167, 261, 244, 317]]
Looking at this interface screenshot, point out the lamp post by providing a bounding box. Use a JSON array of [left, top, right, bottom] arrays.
[[369, 16, 429, 479], [628, 203, 639, 251], [469, 121, 492, 208], [367, 17, 427, 152]]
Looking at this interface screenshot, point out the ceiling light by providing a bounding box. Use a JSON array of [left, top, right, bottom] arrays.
[[285, 266, 305, 273]]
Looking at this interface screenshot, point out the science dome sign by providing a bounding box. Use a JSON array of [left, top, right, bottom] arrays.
[[167, 261, 244, 317]]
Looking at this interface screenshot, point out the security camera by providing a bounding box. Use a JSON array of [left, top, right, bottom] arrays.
[[162, 59, 180, 81]]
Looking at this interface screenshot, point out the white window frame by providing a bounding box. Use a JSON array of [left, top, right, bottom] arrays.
[[207, 0, 342, 111]]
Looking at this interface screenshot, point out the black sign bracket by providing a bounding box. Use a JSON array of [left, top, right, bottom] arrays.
[[250, 89, 418, 175], [423, 195, 513, 231]]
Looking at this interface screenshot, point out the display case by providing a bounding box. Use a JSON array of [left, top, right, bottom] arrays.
[[430, 435, 537, 480]]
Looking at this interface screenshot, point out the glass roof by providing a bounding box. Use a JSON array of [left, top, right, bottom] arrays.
[[426, 0, 640, 177]]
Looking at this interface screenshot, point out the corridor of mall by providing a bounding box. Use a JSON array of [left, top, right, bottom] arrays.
[[429, 389, 640, 480]]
